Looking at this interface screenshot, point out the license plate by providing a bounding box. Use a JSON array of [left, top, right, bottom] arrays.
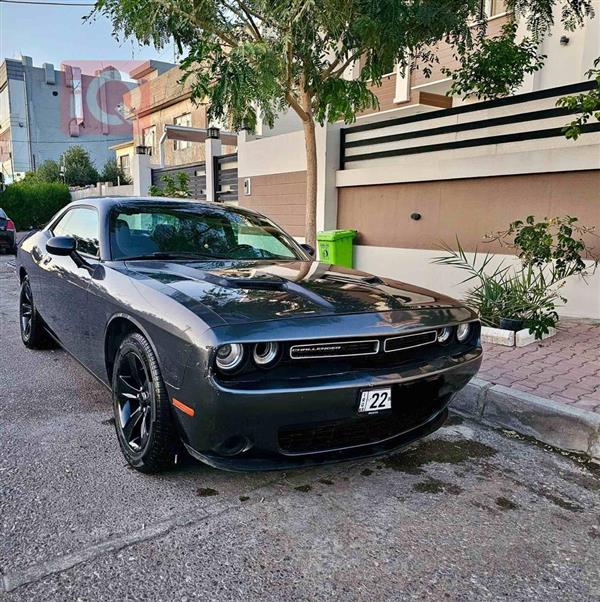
[[358, 387, 392, 413]]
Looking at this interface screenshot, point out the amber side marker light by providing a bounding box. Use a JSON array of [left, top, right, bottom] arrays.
[[172, 398, 195, 417]]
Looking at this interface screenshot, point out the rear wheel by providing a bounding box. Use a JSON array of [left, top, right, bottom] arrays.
[[112, 333, 182, 473], [20, 277, 52, 349]]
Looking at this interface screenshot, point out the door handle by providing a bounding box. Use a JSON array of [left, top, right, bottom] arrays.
[[42, 256, 52, 265]]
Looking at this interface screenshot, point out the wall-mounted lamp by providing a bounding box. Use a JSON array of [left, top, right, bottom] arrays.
[[560, 35, 570, 46], [206, 126, 220, 139], [410, 212, 422, 221]]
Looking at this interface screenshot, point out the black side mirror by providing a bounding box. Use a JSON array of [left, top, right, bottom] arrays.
[[46, 236, 91, 271], [47, 236, 77, 256], [300, 243, 315, 257]]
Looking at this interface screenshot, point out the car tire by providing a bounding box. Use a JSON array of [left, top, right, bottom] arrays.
[[112, 332, 182, 473], [19, 276, 52, 349]]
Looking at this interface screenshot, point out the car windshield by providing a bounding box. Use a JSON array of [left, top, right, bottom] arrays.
[[110, 204, 306, 262]]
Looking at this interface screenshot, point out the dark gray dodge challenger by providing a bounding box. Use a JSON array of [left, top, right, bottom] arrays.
[[16, 197, 482, 472]]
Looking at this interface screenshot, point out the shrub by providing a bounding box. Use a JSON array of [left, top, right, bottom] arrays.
[[149, 172, 191, 198], [434, 216, 598, 339], [61, 146, 99, 187], [0, 182, 71, 230], [100, 159, 130, 185], [36, 160, 61, 183]]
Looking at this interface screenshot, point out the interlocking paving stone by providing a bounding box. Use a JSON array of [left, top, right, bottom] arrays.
[[479, 321, 600, 414]]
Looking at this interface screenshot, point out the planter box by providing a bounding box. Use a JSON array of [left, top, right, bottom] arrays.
[[481, 326, 556, 347]]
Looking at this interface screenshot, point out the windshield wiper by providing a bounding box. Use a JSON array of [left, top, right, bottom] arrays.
[[120, 251, 222, 261]]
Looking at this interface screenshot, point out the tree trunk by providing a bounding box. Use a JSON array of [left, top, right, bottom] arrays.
[[301, 95, 318, 250]]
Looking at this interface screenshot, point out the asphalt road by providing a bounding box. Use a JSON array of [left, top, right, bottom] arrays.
[[1, 257, 599, 601]]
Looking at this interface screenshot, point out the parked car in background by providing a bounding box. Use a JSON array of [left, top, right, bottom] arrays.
[[0, 208, 16, 254], [16, 197, 482, 473]]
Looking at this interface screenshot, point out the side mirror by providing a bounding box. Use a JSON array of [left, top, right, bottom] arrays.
[[46, 236, 91, 271], [300, 243, 315, 257], [47, 236, 77, 256]]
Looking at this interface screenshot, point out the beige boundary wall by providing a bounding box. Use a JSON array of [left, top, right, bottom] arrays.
[[337, 171, 600, 254], [352, 246, 600, 320], [338, 171, 600, 319]]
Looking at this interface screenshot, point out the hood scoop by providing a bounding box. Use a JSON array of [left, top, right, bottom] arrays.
[[203, 271, 287, 290], [321, 273, 384, 286]]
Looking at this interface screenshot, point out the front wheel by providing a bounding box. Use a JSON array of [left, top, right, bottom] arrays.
[[112, 332, 182, 473], [19, 277, 52, 349]]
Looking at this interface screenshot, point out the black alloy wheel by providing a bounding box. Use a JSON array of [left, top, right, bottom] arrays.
[[115, 351, 153, 452], [20, 282, 33, 340], [112, 332, 182, 473], [19, 276, 51, 349]]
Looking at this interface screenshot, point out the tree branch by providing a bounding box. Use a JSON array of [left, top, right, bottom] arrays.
[[330, 50, 363, 79], [286, 91, 309, 122], [233, 0, 263, 39]]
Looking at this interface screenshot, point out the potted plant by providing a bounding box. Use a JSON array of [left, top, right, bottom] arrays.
[[434, 216, 598, 340], [499, 317, 523, 332]]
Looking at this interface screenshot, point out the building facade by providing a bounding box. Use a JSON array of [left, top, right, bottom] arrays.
[[0, 56, 136, 183], [235, 6, 600, 319], [124, 62, 235, 168], [109, 139, 135, 182]]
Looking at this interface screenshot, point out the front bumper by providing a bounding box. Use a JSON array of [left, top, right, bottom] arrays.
[[171, 349, 482, 471]]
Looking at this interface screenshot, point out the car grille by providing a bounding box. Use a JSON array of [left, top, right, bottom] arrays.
[[278, 381, 447, 454], [384, 331, 437, 352], [289, 331, 438, 360], [290, 339, 379, 359]]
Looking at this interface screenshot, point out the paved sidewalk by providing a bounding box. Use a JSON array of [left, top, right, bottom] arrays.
[[479, 320, 600, 414]]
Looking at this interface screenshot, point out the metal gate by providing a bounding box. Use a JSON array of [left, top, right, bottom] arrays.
[[214, 154, 238, 202], [151, 153, 238, 202], [151, 162, 207, 200]]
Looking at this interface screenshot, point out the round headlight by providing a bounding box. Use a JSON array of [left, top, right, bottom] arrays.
[[457, 323, 471, 342], [252, 342, 279, 367], [437, 327, 453, 344], [216, 343, 244, 371]]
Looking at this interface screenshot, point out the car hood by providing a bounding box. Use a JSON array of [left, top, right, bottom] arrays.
[[125, 259, 463, 325]]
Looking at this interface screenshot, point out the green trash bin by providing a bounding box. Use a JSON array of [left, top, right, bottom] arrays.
[[317, 229, 357, 268]]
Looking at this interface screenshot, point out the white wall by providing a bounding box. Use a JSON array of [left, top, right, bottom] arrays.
[[259, 109, 304, 137], [70, 183, 134, 200], [530, 1, 600, 91], [353, 245, 600, 320], [238, 129, 307, 178]]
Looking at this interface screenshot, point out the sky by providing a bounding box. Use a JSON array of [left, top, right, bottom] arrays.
[[0, 0, 176, 76]]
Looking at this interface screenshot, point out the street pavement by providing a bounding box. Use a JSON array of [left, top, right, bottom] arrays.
[[1, 258, 599, 601]]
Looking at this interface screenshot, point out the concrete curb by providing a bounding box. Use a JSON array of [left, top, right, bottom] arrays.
[[452, 377, 600, 462]]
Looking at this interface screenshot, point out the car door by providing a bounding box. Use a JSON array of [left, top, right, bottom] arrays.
[[39, 206, 100, 359]]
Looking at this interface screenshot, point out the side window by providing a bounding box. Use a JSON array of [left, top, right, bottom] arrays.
[[53, 208, 100, 257]]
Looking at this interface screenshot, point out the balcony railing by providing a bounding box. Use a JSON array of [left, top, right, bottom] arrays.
[[340, 81, 599, 170]]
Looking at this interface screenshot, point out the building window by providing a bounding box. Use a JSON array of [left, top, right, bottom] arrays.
[[142, 125, 156, 156], [483, 0, 507, 17], [119, 154, 131, 180], [174, 113, 192, 150]]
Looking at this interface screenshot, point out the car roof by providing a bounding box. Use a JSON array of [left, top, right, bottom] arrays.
[[67, 196, 264, 220]]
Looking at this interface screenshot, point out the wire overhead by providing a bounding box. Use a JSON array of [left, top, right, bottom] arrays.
[[0, 0, 95, 6]]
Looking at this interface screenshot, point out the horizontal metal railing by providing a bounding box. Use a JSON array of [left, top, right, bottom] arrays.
[[340, 81, 598, 169]]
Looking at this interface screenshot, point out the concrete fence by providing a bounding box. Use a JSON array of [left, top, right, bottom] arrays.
[[70, 182, 134, 201]]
